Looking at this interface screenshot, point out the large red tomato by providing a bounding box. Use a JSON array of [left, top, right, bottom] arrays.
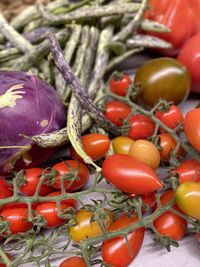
[[177, 33, 200, 93], [184, 108, 200, 153], [102, 214, 144, 267], [102, 154, 163, 194]]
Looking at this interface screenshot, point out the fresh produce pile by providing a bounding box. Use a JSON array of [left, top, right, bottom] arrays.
[[0, 0, 200, 266]]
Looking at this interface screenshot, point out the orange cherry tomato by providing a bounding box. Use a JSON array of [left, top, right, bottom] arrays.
[[112, 136, 135, 154], [128, 140, 160, 170], [158, 133, 184, 161], [70, 133, 110, 161], [59, 257, 87, 267]]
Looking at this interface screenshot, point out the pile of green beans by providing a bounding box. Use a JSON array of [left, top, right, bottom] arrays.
[[0, 0, 171, 150]]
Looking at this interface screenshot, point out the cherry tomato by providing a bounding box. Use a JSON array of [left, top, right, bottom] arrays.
[[102, 214, 144, 267], [20, 168, 53, 196], [158, 133, 184, 161], [70, 133, 110, 161], [155, 105, 184, 132], [153, 212, 187, 241], [172, 159, 200, 183], [3, 202, 38, 210], [128, 140, 160, 170], [128, 114, 155, 140], [184, 108, 200, 153], [36, 191, 77, 228], [109, 73, 131, 96], [0, 178, 13, 211], [59, 257, 87, 267], [104, 101, 131, 126], [69, 209, 113, 243], [53, 160, 90, 191], [102, 154, 163, 194], [112, 136, 135, 154], [134, 58, 191, 106], [128, 192, 156, 211], [175, 182, 200, 220], [153, 190, 180, 212], [177, 33, 200, 93], [1, 208, 32, 235]]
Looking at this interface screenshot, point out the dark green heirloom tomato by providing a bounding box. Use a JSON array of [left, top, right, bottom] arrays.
[[175, 182, 200, 220], [134, 57, 191, 106]]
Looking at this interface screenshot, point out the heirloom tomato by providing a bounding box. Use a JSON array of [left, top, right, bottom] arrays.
[[112, 136, 135, 154], [69, 209, 113, 243], [153, 212, 187, 241], [172, 159, 200, 183], [59, 257, 87, 267], [134, 58, 191, 106], [35, 192, 77, 228], [184, 108, 200, 153], [155, 105, 184, 132], [53, 160, 90, 191], [128, 140, 160, 170], [109, 73, 131, 96], [102, 214, 144, 267], [1, 208, 32, 235], [19, 168, 53, 196], [104, 101, 131, 126], [128, 114, 155, 140], [70, 133, 110, 161], [102, 154, 163, 194], [177, 33, 200, 93], [175, 182, 200, 220]]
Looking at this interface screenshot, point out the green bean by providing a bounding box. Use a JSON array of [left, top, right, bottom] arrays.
[[0, 12, 33, 53], [55, 25, 82, 100], [10, 0, 71, 30], [113, 0, 148, 42], [39, 3, 141, 25], [80, 26, 100, 87], [0, 48, 21, 63], [126, 35, 172, 49], [49, 33, 120, 134], [141, 19, 170, 33], [14, 29, 70, 71], [88, 25, 113, 99], [67, 26, 101, 170], [106, 47, 144, 72]]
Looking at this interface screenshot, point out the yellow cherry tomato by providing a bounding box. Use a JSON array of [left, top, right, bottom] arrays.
[[175, 182, 200, 220], [112, 136, 135, 154], [128, 140, 160, 170], [69, 209, 113, 243]]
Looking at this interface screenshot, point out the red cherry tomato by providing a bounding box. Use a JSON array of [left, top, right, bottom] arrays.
[[104, 101, 131, 126], [70, 133, 110, 161], [59, 257, 87, 267], [102, 214, 144, 267], [172, 159, 200, 183], [153, 211, 187, 241], [4, 202, 38, 210], [1, 208, 32, 235], [0, 178, 13, 211], [128, 114, 155, 140], [158, 133, 184, 161], [109, 74, 131, 96], [20, 168, 53, 196], [102, 154, 163, 194], [153, 190, 180, 212], [184, 108, 200, 153], [129, 192, 156, 210], [35, 192, 77, 228], [53, 160, 90, 191], [155, 105, 184, 132], [177, 33, 200, 93]]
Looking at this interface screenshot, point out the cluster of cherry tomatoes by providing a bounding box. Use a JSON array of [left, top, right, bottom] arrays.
[[0, 57, 200, 266]]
